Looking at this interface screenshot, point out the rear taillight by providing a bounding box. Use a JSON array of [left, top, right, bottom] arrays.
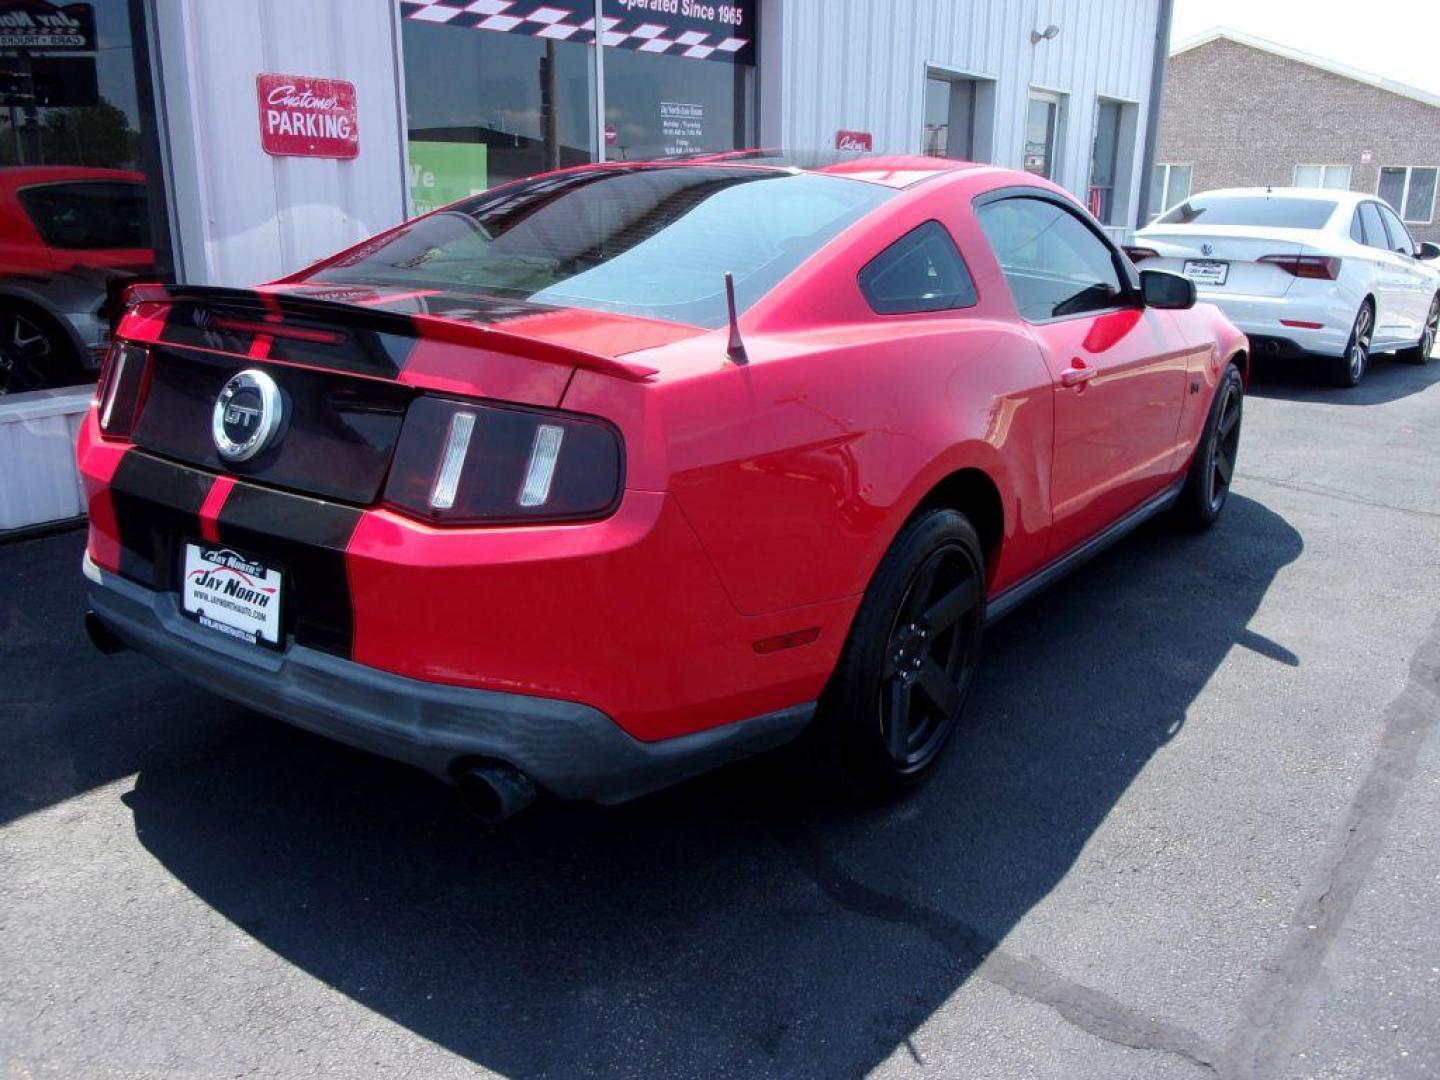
[[95, 341, 152, 438], [1124, 246, 1159, 263], [1259, 254, 1341, 280], [383, 396, 623, 525]]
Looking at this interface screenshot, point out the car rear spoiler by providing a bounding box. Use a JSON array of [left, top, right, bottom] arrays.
[[120, 283, 661, 383]]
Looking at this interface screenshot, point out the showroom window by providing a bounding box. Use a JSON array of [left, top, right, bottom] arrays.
[[922, 69, 994, 162], [1293, 164, 1352, 191], [1377, 166, 1438, 225], [1023, 90, 1064, 180], [398, 0, 757, 214], [400, 5, 597, 211], [601, 0, 754, 163], [1147, 163, 1192, 221], [0, 0, 172, 395]]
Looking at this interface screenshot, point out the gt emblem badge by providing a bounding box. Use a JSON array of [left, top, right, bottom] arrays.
[[1201, 242, 1214, 256], [212, 369, 284, 462]]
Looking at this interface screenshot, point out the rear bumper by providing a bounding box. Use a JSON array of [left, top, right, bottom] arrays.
[[76, 423, 846, 744], [87, 563, 813, 803], [1196, 290, 1352, 358]]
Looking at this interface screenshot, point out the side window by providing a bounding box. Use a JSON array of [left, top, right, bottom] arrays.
[[1359, 202, 1389, 251], [858, 221, 977, 315], [1350, 209, 1365, 244], [975, 196, 1126, 321], [1377, 204, 1415, 256], [16, 182, 150, 251]]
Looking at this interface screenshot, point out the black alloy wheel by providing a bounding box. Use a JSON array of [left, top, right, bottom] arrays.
[[1206, 373, 1243, 514], [0, 307, 57, 396], [807, 508, 987, 796], [879, 542, 984, 773], [1174, 361, 1244, 530]]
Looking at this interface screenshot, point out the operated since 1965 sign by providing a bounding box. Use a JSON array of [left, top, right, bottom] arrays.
[[256, 72, 359, 159]]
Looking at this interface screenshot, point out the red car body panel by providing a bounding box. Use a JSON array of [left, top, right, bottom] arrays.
[[78, 158, 1247, 776], [0, 166, 153, 276]]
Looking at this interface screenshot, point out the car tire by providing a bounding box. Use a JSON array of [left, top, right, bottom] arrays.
[[805, 508, 987, 798], [1329, 301, 1373, 387], [1174, 362, 1244, 531], [1398, 293, 1438, 365], [0, 300, 85, 396]]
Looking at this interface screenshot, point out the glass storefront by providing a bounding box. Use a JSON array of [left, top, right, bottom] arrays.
[[398, 0, 756, 212], [0, 0, 170, 395], [602, 44, 752, 162], [402, 16, 596, 211]]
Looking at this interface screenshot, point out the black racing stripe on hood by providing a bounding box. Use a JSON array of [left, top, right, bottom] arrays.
[[215, 483, 363, 659], [109, 450, 212, 591]]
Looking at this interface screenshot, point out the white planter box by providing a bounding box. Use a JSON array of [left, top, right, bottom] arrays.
[[0, 386, 94, 533]]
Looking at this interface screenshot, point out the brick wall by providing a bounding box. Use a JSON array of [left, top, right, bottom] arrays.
[[1157, 37, 1440, 242]]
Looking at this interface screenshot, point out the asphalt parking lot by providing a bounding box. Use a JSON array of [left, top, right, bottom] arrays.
[[2, 351, 1439, 1080]]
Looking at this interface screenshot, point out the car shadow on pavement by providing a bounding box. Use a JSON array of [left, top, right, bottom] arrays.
[[1247, 352, 1440, 406], [98, 494, 1304, 1077], [0, 529, 258, 827]]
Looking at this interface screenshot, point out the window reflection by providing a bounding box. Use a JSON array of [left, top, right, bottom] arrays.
[[399, 0, 758, 214], [0, 0, 162, 395], [402, 19, 596, 211], [602, 47, 752, 162]]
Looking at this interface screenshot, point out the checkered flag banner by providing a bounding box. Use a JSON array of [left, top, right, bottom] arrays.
[[400, 0, 755, 65]]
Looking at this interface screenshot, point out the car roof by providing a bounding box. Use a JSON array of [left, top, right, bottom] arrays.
[[1189, 186, 1372, 207], [0, 165, 147, 191], [623, 151, 990, 190]]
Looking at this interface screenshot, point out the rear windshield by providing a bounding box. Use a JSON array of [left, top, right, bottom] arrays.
[[1157, 195, 1338, 229], [18, 181, 149, 250], [309, 166, 893, 328]]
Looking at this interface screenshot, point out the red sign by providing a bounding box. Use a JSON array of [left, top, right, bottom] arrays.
[[835, 130, 873, 152], [256, 73, 358, 159], [604, 124, 618, 146]]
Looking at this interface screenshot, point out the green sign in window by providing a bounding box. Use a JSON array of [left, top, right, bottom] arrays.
[[408, 141, 489, 215]]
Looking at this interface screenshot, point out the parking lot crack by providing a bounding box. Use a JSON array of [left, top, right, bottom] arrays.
[[772, 823, 1221, 1074], [1218, 610, 1440, 1079], [1237, 472, 1440, 521]]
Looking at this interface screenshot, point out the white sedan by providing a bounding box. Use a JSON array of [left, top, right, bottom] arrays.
[[1133, 187, 1440, 386]]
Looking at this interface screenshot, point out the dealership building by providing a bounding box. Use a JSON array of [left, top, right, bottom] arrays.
[[1, 0, 1172, 533]]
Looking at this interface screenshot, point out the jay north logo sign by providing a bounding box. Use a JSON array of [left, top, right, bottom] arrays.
[[191, 550, 277, 609], [0, 1, 94, 50]]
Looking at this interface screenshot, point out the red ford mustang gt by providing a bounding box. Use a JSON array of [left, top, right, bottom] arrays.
[[79, 155, 1247, 821]]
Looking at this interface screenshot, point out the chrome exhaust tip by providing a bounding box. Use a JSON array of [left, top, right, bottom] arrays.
[[455, 761, 538, 824]]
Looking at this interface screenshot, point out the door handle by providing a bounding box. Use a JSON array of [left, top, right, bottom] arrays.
[[1060, 359, 1095, 387]]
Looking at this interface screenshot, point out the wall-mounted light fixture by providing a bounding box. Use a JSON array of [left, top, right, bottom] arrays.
[[1031, 24, 1061, 44]]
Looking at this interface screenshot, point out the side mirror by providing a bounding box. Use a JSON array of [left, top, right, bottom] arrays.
[[1140, 269, 1196, 310], [1417, 241, 1440, 261]]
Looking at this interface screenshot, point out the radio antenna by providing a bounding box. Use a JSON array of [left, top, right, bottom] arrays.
[[724, 271, 748, 365]]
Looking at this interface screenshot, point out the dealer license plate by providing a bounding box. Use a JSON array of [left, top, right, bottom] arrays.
[[181, 542, 284, 647], [1182, 259, 1229, 286]]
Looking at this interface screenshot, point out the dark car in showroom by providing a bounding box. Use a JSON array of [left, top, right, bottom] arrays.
[[0, 165, 156, 396]]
